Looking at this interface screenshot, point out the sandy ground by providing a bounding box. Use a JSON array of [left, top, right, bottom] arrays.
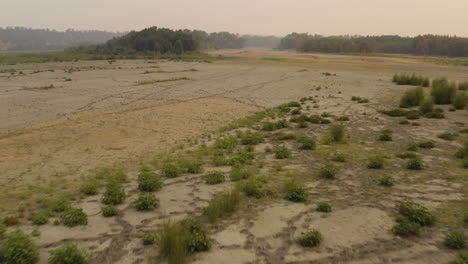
[[1, 49, 467, 263]]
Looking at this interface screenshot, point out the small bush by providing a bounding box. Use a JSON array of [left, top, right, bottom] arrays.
[[444, 231, 466, 249], [212, 150, 228, 166], [137, 168, 162, 192], [60, 207, 88, 227], [397, 152, 418, 159], [378, 175, 395, 187], [393, 74, 429, 86], [406, 158, 423, 170], [286, 101, 301, 107], [300, 136, 316, 150], [102, 182, 126, 205], [31, 211, 49, 225], [407, 142, 419, 151], [455, 141, 468, 159], [179, 159, 203, 174], [238, 176, 267, 198], [425, 107, 445, 119], [291, 109, 301, 115], [205, 171, 225, 184], [162, 163, 180, 178], [298, 230, 323, 247], [204, 190, 241, 223], [400, 87, 424, 108], [142, 231, 157, 245], [449, 252, 468, 264], [3, 216, 19, 226], [214, 136, 238, 150], [332, 152, 346, 162], [418, 141, 435, 149], [438, 132, 457, 141], [316, 202, 332, 212], [31, 229, 40, 237], [283, 179, 307, 202], [329, 123, 346, 142], [431, 78, 457, 104], [107, 170, 128, 183], [380, 108, 408, 117], [49, 243, 88, 264], [101, 205, 119, 217], [51, 196, 72, 213], [405, 110, 421, 120], [0, 230, 39, 264], [419, 98, 434, 114], [319, 164, 338, 179], [399, 120, 410, 125], [135, 193, 159, 211], [239, 131, 264, 145], [274, 145, 291, 159], [398, 200, 434, 226], [379, 130, 393, 141], [229, 165, 254, 181], [392, 216, 421, 236], [79, 182, 98, 196], [453, 92, 468, 110], [276, 132, 295, 140], [367, 155, 385, 169]]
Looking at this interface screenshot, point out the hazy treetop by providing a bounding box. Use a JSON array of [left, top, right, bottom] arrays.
[[1, 0, 468, 37]]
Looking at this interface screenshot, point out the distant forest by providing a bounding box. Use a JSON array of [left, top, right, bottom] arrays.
[[279, 33, 468, 57], [0, 27, 124, 51]]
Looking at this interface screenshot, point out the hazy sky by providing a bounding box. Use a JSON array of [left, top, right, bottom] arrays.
[[2, 0, 468, 37]]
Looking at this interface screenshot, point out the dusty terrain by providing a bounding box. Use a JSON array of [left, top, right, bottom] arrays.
[[0, 49, 467, 263]]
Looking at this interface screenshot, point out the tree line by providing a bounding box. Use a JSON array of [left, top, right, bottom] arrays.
[[279, 34, 468, 57]]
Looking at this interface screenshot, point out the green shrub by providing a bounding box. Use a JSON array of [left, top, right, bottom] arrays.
[[0, 224, 5, 237], [453, 92, 468, 109], [329, 123, 346, 142], [379, 130, 393, 141], [392, 216, 421, 236], [405, 110, 421, 120], [79, 182, 98, 196], [276, 132, 296, 140], [204, 190, 241, 223], [367, 155, 385, 169], [378, 175, 395, 187], [31, 229, 40, 237], [456, 141, 468, 159], [51, 196, 72, 213], [398, 200, 434, 226], [137, 168, 162, 192], [400, 87, 424, 108], [449, 252, 468, 264], [239, 131, 264, 145], [178, 159, 203, 174], [380, 108, 408, 117], [162, 163, 180, 178], [291, 109, 301, 115], [135, 193, 159, 211], [60, 208, 88, 227], [101, 205, 119, 217], [214, 136, 238, 150], [205, 171, 225, 184], [49, 243, 88, 264], [407, 142, 419, 151], [298, 230, 323, 247], [319, 164, 338, 179], [0, 230, 39, 264], [102, 182, 126, 205], [459, 82, 468, 91], [299, 136, 316, 150], [438, 132, 457, 141], [393, 74, 429, 86], [425, 107, 445, 118], [31, 211, 49, 225], [419, 98, 434, 114], [406, 158, 423, 170], [157, 218, 210, 264], [3, 216, 19, 226], [274, 145, 291, 159], [431, 78, 457, 104], [397, 152, 418, 159], [308, 115, 330, 124], [107, 170, 128, 183], [228, 148, 255, 165], [212, 150, 228, 166], [229, 164, 254, 181], [286, 101, 301, 107], [418, 141, 435, 149], [238, 176, 267, 198], [261, 119, 289, 131], [142, 231, 157, 245], [283, 179, 307, 202], [332, 152, 346, 162], [444, 231, 466, 249], [399, 120, 410, 125], [316, 202, 332, 212], [358, 98, 369, 103]]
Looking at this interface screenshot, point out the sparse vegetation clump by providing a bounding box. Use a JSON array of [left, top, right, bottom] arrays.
[[452, 92, 468, 109], [378, 175, 395, 187], [329, 123, 346, 142], [137, 166, 162, 192], [156, 218, 211, 264], [274, 145, 291, 159], [379, 129, 393, 141], [142, 231, 157, 245], [215, 135, 238, 150], [205, 170, 225, 184], [319, 164, 338, 179], [276, 132, 296, 140], [406, 158, 423, 170], [400, 87, 424, 108], [0, 230, 39, 264], [238, 176, 268, 198], [162, 163, 181, 178], [449, 252, 468, 264], [431, 77, 457, 104], [135, 193, 160, 211], [261, 119, 289, 131], [419, 98, 434, 114], [392, 216, 421, 236], [102, 181, 126, 205], [229, 164, 254, 181], [60, 207, 88, 227], [398, 200, 434, 226], [444, 231, 466, 249], [418, 141, 435, 149], [459, 82, 468, 91], [79, 182, 98, 196], [438, 132, 457, 141], [49, 243, 88, 264], [101, 205, 119, 217], [239, 131, 264, 145], [283, 179, 307, 202], [299, 136, 316, 150], [316, 202, 332, 212], [367, 155, 385, 169], [204, 190, 241, 223], [298, 229, 323, 247], [332, 152, 346, 162], [31, 211, 50, 225], [393, 74, 429, 87]]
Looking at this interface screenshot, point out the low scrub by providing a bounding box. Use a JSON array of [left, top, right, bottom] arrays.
[[204, 190, 241, 223], [102, 181, 127, 205], [101, 205, 119, 217], [0, 230, 39, 264], [283, 179, 307, 202], [261, 119, 289, 131], [276, 132, 296, 140], [162, 163, 181, 178], [452, 92, 468, 109], [406, 158, 423, 170], [444, 231, 466, 249], [157, 218, 211, 264], [329, 123, 346, 142], [319, 164, 338, 179], [49, 243, 88, 264], [60, 207, 88, 227], [142, 231, 157, 245], [438, 132, 457, 141], [316, 202, 332, 212], [299, 136, 316, 150], [398, 200, 434, 226], [449, 252, 468, 264], [137, 166, 162, 192], [392, 216, 421, 236], [215, 136, 238, 150], [229, 164, 254, 181], [379, 129, 393, 141], [400, 87, 424, 108], [431, 77, 457, 104], [378, 175, 395, 187], [274, 145, 291, 159], [367, 155, 385, 169], [79, 182, 98, 196], [205, 171, 225, 184], [298, 229, 323, 247], [238, 176, 268, 198], [135, 193, 160, 211], [239, 131, 264, 145], [418, 141, 435, 149], [332, 152, 346, 162], [459, 82, 468, 91], [31, 211, 50, 225], [393, 74, 429, 87], [419, 98, 434, 114]]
